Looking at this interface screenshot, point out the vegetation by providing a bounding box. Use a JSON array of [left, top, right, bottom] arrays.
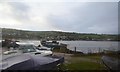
[[53, 47, 108, 70], [52, 47, 84, 54], [62, 61, 104, 70], [1, 28, 119, 41], [103, 50, 120, 59], [59, 54, 107, 70]]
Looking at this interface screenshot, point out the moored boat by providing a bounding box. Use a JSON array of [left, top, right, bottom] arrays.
[[41, 40, 67, 48]]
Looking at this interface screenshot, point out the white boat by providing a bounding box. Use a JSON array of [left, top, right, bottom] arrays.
[[16, 42, 53, 56]]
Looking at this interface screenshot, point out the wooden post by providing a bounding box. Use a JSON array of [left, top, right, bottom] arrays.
[[51, 47, 53, 51], [74, 47, 76, 54], [99, 47, 101, 53]]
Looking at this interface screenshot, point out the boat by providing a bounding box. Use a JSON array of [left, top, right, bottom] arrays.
[[16, 43, 53, 56], [41, 40, 67, 48], [0, 43, 64, 70], [1, 54, 64, 70], [2, 39, 19, 48]]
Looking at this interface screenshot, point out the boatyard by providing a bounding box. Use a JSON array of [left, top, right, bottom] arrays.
[[0, 1, 119, 71]]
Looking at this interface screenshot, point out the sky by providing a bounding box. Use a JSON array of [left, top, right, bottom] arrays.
[[0, 0, 119, 34]]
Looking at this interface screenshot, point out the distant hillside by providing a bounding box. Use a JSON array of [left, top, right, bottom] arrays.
[[1, 28, 119, 41]]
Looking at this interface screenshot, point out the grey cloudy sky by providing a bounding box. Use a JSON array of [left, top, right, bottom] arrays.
[[0, 0, 119, 34]]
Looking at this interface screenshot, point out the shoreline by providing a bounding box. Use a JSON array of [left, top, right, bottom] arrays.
[[0, 39, 119, 42]]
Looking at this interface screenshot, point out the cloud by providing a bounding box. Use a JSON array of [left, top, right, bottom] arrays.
[[0, 0, 119, 2], [0, 2, 118, 34], [0, 2, 22, 26], [47, 2, 118, 34], [8, 2, 30, 21], [0, 2, 59, 31]]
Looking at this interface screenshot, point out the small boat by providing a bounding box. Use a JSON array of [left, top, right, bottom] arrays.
[[41, 40, 67, 48], [2, 39, 19, 48], [16, 42, 53, 56], [1, 54, 64, 70]]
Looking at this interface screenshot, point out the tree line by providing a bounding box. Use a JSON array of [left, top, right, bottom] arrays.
[[1, 28, 119, 41]]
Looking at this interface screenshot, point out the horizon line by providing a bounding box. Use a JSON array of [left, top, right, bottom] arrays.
[[1, 27, 119, 35]]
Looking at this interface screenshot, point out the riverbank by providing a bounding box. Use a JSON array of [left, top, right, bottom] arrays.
[[52, 47, 108, 70]]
